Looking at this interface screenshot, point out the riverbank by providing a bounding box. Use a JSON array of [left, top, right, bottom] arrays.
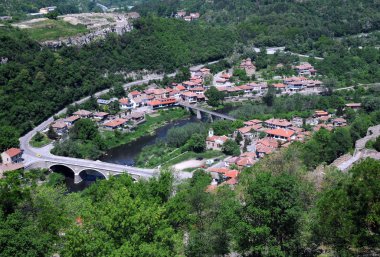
[[102, 108, 189, 150], [52, 108, 190, 161]]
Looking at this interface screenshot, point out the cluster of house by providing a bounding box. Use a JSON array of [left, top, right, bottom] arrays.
[[175, 10, 200, 21], [294, 62, 317, 76], [51, 108, 146, 134], [212, 60, 323, 95], [273, 76, 323, 93], [204, 106, 358, 191]]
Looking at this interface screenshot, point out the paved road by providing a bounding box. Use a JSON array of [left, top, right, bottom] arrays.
[[19, 61, 221, 181]]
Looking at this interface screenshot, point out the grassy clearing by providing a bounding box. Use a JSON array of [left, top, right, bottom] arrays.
[[24, 19, 88, 41], [162, 150, 223, 168], [30, 134, 52, 148]]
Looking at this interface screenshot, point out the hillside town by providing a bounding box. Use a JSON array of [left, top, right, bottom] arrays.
[[1, 57, 356, 179]]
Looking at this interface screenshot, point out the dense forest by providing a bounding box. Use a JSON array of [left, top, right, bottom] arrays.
[[0, 149, 379, 256], [136, 0, 380, 47], [0, 17, 235, 149]]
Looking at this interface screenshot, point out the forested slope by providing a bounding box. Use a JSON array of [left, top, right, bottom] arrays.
[[136, 0, 380, 47], [0, 17, 236, 147]]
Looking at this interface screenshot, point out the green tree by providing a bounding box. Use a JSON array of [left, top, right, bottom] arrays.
[[222, 139, 240, 156], [186, 133, 206, 153], [205, 86, 225, 107], [234, 172, 303, 256], [47, 126, 58, 140], [314, 159, 380, 255], [330, 127, 352, 159], [34, 132, 44, 142], [263, 86, 276, 107], [69, 119, 99, 141], [0, 126, 19, 152], [211, 120, 237, 136], [235, 131, 243, 144], [113, 84, 125, 98], [45, 11, 58, 20]]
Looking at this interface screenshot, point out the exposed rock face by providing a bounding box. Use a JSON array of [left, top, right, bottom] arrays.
[[40, 12, 138, 48], [41, 25, 132, 48]]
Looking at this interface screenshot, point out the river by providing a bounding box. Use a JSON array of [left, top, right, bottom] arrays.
[[99, 116, 200, 166], [60, 104, 238, 191]]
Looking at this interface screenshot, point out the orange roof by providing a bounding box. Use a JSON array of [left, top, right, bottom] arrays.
[[224, 170, 239, 178], [256, 144, 275, 154], [207, 135, 229, 143], [273, 83, 286, 88], [119, 98, 130, 104], [239, 124, 262, 134], [104, 118, 128, 128], [65, 116, 80, 122], [189, 87, 205, 91], [175, 85, 186, 91], [147, 98, 177, 106], [153, 88, 167, 95], [236, 157, 255, 166], [224, 177, 238, 185], [257, 138, 279, 148], [265, 128, 295, 138], [265, 118, 292, 127], [52, 121, 67, 129], [4, 148, 22, 157], [208, 167, 239, 178], [129, 90, 141, 96], [244, 119, 262, 126], [73, 110, 92, 116], [93, 112, 109, 117], [182, 92, 198, 97], [208, 167, 230, 174]]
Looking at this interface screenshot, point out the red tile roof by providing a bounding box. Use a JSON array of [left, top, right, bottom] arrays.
[[73, 110, 92, 116], [182, 92, 198, 97], [207, 135, 229, 143], [257, 138, 279, 148], [273, 83, 286, 88], [104, 118, 128, 128], [265, 118, 292, 127], [147, 98, 177, 106], [4, 148, 22, 158], [93, 112, 109, 117], [52, 121, 67, 129], [265, 129, 295, 138], [129, 90, 141, 96], [119, 98, 130, 105], [65, 116, 80, 122], [175, 85, 186, 91]]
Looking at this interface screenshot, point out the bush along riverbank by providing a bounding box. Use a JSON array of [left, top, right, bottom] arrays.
[[51, 108, 190, 160], [135, 121, 225, 168]]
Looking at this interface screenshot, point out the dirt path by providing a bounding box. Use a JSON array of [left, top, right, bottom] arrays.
[[173, 159, 204, 170]]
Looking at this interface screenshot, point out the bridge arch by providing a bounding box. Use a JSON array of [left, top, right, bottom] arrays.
[[49, 164, 75, 179], [78, 169, 107, 182]]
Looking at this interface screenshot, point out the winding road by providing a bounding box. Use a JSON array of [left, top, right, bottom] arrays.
[[20, 61, 220, 181]]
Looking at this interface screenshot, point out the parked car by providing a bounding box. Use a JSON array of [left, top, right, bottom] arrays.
[[196, 157, 204, 161]]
